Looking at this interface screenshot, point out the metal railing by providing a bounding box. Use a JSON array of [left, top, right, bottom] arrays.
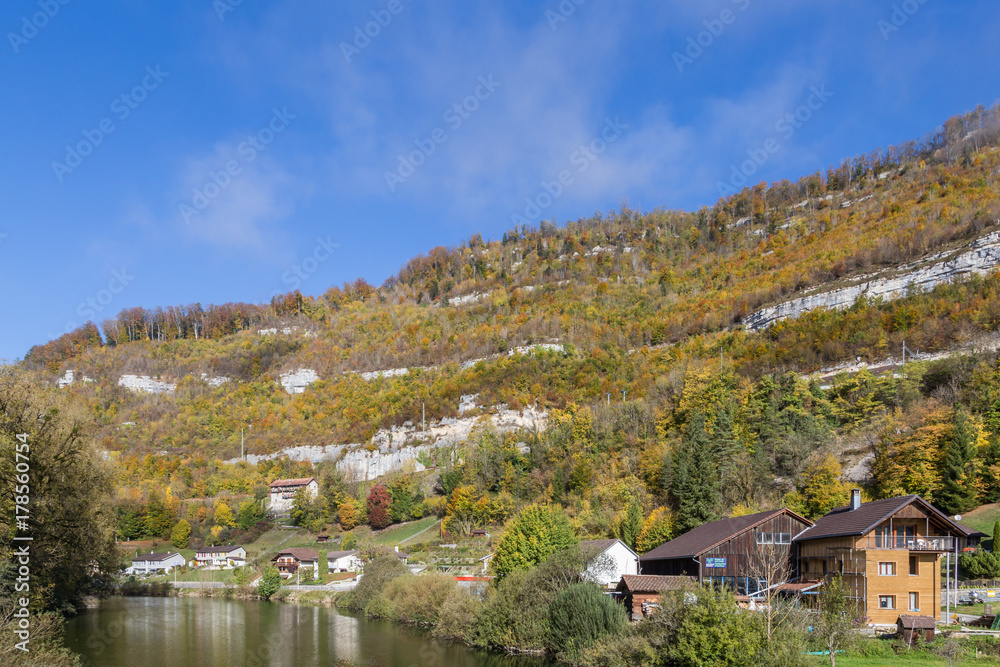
[[865, 535, 955, 551]]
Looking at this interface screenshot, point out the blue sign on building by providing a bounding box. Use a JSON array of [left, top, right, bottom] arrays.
[[705, 557, 727, 568]]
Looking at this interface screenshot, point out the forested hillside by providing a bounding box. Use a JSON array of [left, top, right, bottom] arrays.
[[16, 102, 1000, 550]]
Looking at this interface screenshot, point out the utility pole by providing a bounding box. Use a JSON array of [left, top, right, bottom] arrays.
[[422, 403, 426, 432], [606, 393, 610, 406], [241, 426, 244, 460]]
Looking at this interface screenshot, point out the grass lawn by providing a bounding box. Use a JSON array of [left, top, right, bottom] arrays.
[[835, 657, 947, 666], [244, 528, 305, 559], [373, 516, 440, 546], [960, 503, 1000, 540]]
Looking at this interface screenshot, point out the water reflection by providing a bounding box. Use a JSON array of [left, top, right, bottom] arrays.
[[63, 597, 543, 667]]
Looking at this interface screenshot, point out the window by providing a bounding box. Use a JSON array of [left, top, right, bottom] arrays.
[[756, 532, 792, 545], [909, 556, 918, 576], [879, 595, 896, 609], [878, 561, 897, 576], [909, 592, 919, 611]]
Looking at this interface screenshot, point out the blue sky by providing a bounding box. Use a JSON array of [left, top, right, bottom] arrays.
[[1, 0, 998, 361]]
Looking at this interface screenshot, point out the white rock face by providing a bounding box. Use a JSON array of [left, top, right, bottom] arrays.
[[226, 404, 548, 482], [57, 370, 75, 388], [358, 367, 414, 381], [745, 228, 1000, 331], [200, 373, 230, 387], [118, 375, 177, 394], [451, 292, 489, 306], [459, 394, 479, 414], [280, 368, 319, 394]]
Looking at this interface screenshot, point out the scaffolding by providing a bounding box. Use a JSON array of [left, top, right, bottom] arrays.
[[825, 546, 867, 604]]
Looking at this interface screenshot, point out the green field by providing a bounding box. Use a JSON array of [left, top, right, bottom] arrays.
[[373, 517, 440, 546], [958, 504, 1000, 543]]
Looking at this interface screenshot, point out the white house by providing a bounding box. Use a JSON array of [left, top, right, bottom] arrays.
[[268, 477, 319, 512], [581, 539, 640, 588], [127, 551, 186, 575], [327, 550, 362, 573], [193, 545, 247, 569]]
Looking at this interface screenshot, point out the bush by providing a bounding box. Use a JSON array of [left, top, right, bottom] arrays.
[[472, 569, 550, 651], [434, 587, 482, 642], [257, 566, 282, 601], [375, 574, 457, 625], [664, 587, 766, 667], [580, 633, 658, 667], [342, 555, 408, 611], [548, 583, 627, 658]]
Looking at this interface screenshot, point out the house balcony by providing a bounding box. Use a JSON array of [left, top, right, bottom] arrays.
[[863, 535, 956, 552]]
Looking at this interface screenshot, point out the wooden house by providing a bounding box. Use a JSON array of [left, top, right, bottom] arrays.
[[615, 574, 697, 621], [794, 490, 983, 625], [640, 508, 812, 596], [271, 548, 319, 578]]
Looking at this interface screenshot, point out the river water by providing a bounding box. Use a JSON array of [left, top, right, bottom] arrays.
[[63, 596, 545, 667]]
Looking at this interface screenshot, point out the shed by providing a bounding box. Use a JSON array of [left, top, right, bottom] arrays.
[[615, 574, 697, 621], [897, 615, 935, 644]]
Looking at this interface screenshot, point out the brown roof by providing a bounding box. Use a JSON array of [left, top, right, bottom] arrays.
[[326, 550, 358, 560], [898, 614, 936, 629], [778, 580, 824, 593], [641, 509, 811, 560], [617, 574, 696, 594], [269, 477, 316, 488], [794, 495, 975, 542], [272, 548, 319, 562]]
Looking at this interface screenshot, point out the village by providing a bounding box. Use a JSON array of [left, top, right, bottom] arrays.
[[120, 474, 1000, 649]]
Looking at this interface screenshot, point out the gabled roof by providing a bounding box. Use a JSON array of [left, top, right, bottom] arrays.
[[640, 509, 811, 560], [326, 550, 358, 560], [133, 552, 182, 563], [272, 548, 319, 562], [269, 477, 316, 487], [898, 614, 936, 629], [794, 495, 976, 542], [581, 538, 639, 559], [198, 545, 244, 555], [617, 574, 696, 594]]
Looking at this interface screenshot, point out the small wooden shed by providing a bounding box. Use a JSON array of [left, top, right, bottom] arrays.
[[897, 615, 935, 643], [615, 574, 697, 621]]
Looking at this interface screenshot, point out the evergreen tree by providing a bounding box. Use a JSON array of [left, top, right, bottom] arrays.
[[939, 407, 979, 516], [673, 413, 721, 533], [171, 519, 191, 549], [492, 504, 577, 577], [615, 501, 643, 550], [993, 521, 1000, 553], [981, 427, 1000, 504]]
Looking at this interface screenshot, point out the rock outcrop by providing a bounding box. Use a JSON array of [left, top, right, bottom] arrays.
[[745, 228, 1000, 331]]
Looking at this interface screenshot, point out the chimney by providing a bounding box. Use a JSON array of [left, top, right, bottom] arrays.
[[850, 489, 861, 511]]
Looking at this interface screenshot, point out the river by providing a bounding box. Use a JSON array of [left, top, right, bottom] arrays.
[[63, 596, 547, 667]]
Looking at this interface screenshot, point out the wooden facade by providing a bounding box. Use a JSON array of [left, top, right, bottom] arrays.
[[642, 511, 811, 596], [797, 502, 963, 625]]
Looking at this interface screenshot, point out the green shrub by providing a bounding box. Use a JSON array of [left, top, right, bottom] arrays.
[[665, 587, 766, 667], [472, 569, 550, 651], [256, 566, 282, 601], [342, 555, 408, 611], [434, 587, 482, 642], [580, 633, 658, 667], [548, 583, 627, 658], [376, 574, 457, 625]]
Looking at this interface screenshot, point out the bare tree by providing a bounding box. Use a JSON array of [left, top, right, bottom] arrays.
[[747, 542, 795, 642]]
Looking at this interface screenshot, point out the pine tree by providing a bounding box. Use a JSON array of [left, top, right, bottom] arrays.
[[939, 407, 979, 516], [615, 501, 643, 550], [673, 413, 721, 533], [993, 521, 1000, 553], [981, 423, 1000, 504]]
